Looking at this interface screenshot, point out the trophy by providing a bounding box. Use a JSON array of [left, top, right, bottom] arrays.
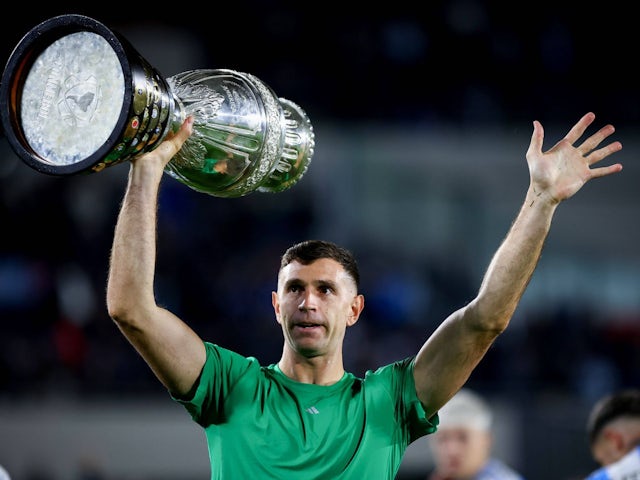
[[0, 14, 315, 197]]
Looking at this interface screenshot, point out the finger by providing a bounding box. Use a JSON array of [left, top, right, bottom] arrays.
[[588, 162, 623, 179], [585, 140, 623, 166], [578, 124, 616, 156], [564, 112, 595, 144], [168, 116, 194, 148], [157, 117, 194, 157]]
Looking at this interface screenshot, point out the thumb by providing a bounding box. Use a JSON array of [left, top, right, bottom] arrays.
[[168, 116, 194, 151], [527, 119, 544, 157]]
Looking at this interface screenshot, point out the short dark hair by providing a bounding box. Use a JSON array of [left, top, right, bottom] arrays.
[[587, 389, 640, 445], [280, 240, 360, 289]]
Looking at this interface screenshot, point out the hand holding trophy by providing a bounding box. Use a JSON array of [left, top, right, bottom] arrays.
[[0, 14, 315, 197]]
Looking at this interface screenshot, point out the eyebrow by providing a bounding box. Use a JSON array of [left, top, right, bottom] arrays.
[[284, 278, 339, 290]]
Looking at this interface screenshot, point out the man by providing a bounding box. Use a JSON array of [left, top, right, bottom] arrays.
[[585, 389, 640, 479], [426, 388, 524, 479], [106, 112, 622, 479]]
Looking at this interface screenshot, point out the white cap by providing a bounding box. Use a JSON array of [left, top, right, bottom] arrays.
[[438, 388, 493, 431]]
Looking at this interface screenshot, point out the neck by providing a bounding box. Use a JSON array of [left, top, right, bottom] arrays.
[[278, 350, 345, 385]]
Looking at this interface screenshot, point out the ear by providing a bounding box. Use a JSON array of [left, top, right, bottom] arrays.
[[272, 291, 282, 325], [347, 294, 365, 327]]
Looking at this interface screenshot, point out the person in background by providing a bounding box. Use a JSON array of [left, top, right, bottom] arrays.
[[0, 465, 11, 480], [106, 111, 622, 480], [584, 389, 640, 479], [425, 388, 524, 480]]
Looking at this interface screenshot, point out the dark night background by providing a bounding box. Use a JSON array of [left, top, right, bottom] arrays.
[[0, 2, 639, 479]]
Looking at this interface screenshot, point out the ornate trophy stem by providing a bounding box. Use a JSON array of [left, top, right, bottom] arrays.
[[0, 14, 315, 197]]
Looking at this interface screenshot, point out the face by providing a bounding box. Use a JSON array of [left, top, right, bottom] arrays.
[[272, 258, 363, 358], [591, 428, 630, 467], [429, 427, 492, 479]]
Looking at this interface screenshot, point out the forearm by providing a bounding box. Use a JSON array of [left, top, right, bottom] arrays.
[[415, 187, 557, 413], [107, 118, 193, 321], [472, 185, 558, 329], [106, 162, 165, 322]]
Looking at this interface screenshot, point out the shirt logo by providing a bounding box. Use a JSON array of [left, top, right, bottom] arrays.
[[305, 406, 320, 414]]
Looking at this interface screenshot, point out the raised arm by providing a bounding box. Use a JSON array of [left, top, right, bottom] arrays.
[[106, 117, 206, 397], [413, 112, 623, 417]]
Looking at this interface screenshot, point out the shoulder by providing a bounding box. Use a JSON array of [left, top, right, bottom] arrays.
[[364, 357, 415, 381], [199, 342, 268, 387], [362, 357, 418, 397], [203, 342, 261, 368]]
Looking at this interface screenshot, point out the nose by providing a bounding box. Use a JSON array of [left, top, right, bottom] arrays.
[[298, 290, 317, 310]]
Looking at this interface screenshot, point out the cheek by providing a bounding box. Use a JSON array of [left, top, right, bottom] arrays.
[[274, 297, 298, 324], [595, 444, 620, 466]]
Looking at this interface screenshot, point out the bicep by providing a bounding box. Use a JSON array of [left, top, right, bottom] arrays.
[[116, 305, 207, 397], [412, 304, 498, 417]]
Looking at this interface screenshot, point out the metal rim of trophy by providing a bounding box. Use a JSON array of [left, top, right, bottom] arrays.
[[0, 14, 138, 176]]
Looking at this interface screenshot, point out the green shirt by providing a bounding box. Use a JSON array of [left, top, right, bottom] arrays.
[[175, 342, 438, 479]]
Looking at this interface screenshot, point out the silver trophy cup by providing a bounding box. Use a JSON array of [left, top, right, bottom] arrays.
[[0, 14, 315, 197]]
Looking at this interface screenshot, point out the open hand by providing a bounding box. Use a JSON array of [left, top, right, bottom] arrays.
[[526, 112, 623, 204]]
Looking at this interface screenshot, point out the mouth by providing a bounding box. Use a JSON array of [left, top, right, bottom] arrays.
[[294, 322, 321, 328], [292, 321, 324, 332]]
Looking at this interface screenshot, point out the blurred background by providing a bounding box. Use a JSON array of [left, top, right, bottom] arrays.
[[1, 1, 639, 479]]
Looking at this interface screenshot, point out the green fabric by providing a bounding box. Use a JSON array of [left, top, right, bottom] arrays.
[[174, 342, 438, 479]]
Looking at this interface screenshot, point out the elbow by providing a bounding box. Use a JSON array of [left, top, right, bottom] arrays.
[[106, 291, 131, 327], [106, 283, 144, 329], [464, 299, 513, 335], [106, 281, 124, 319], [106, 272, 158, 333], [106, 296, 148, 335]]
